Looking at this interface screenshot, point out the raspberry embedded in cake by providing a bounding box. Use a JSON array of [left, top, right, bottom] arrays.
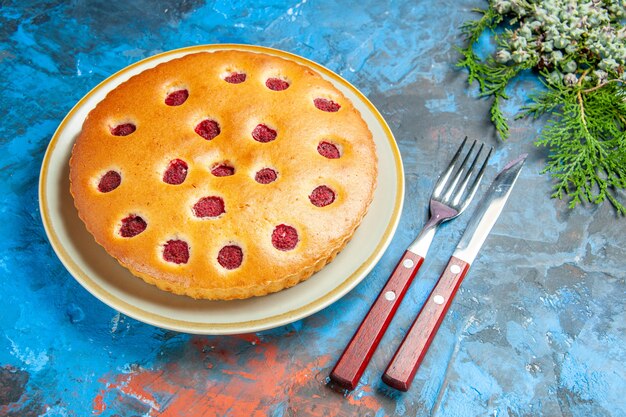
[[314, 98, 341, 112], [317, 141, 341, 159], [193, 196, 225, 218], [97, 170, 121, 193], [163, 239, 190, 264], [119, 215, 147, 238], [165, 89, 189, 106], [272, 224, 299, 251], [255, 168, 278, 184], [163, 159, 188, 185], [309, 185, 336, 207], [195, 119, 221, 140], [224, 72, 246, 84], [211, 164, 235, 177], [110, 123, 136, 136], [218, 245, 243, 269], [252, 124, 277, 143], [265, 77, 290, 91]]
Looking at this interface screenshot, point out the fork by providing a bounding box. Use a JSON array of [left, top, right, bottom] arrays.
[[329, 137, 492, 390]]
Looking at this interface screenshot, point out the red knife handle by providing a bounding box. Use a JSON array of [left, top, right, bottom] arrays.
[[382, 256, 470, 391], [329, 250, 424, 390]]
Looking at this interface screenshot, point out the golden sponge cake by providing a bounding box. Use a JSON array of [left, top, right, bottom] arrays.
[[69, 50, 377, 299]]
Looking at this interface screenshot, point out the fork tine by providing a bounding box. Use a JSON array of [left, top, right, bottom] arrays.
[[457, 146, 493, 211], [452, 143, 485, 206], [442, 140, 477, 203], [432, 136, 468, 199]]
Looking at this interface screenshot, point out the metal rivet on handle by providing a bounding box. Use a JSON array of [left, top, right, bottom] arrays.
[[433, 295, 445, 305], [385, 291, 396, 301], [450, 264, 462, 274], [403, 259, 414, 269]]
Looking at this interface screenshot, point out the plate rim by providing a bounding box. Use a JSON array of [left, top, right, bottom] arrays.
[[38, 43, 404, 334]]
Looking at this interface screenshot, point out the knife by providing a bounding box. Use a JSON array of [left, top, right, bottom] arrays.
[[381, 154, 527, 391]]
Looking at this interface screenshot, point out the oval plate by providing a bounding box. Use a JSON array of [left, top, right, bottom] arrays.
[[39, 44, 404, 335]]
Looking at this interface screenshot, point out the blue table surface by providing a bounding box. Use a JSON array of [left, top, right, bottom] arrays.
[[1, 1, 625, 416]]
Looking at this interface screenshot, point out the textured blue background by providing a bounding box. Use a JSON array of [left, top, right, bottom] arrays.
[[1, 1, 625, 416]]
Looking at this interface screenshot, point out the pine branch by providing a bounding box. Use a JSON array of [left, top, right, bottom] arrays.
[[459, 6, 502, 44], [534, 80, 626, 214], [456, 0, 626, 214]]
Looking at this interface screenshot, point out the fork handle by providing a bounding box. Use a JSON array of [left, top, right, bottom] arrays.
[[329, 250, 424, 390], [382, 256, 470, 391]]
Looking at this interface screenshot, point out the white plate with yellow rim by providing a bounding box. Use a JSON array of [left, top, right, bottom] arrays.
[[39, 44, 404, 335]]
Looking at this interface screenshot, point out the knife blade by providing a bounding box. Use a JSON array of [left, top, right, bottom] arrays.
[[381, 154, 527, 391]]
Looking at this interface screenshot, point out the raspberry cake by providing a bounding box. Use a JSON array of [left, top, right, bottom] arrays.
[[69, 50, 377, 300]]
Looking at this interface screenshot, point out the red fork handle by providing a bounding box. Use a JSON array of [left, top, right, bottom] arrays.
[[329, 250, 424, 390], [382, 256, 470, 391]]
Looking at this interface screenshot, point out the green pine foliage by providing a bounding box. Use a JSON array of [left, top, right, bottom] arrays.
[[457, 1, 626, 214]]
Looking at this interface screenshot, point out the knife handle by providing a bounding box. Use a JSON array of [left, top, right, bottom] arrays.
[[329, 250, 424, 390], [382, 256, 470, 391]]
